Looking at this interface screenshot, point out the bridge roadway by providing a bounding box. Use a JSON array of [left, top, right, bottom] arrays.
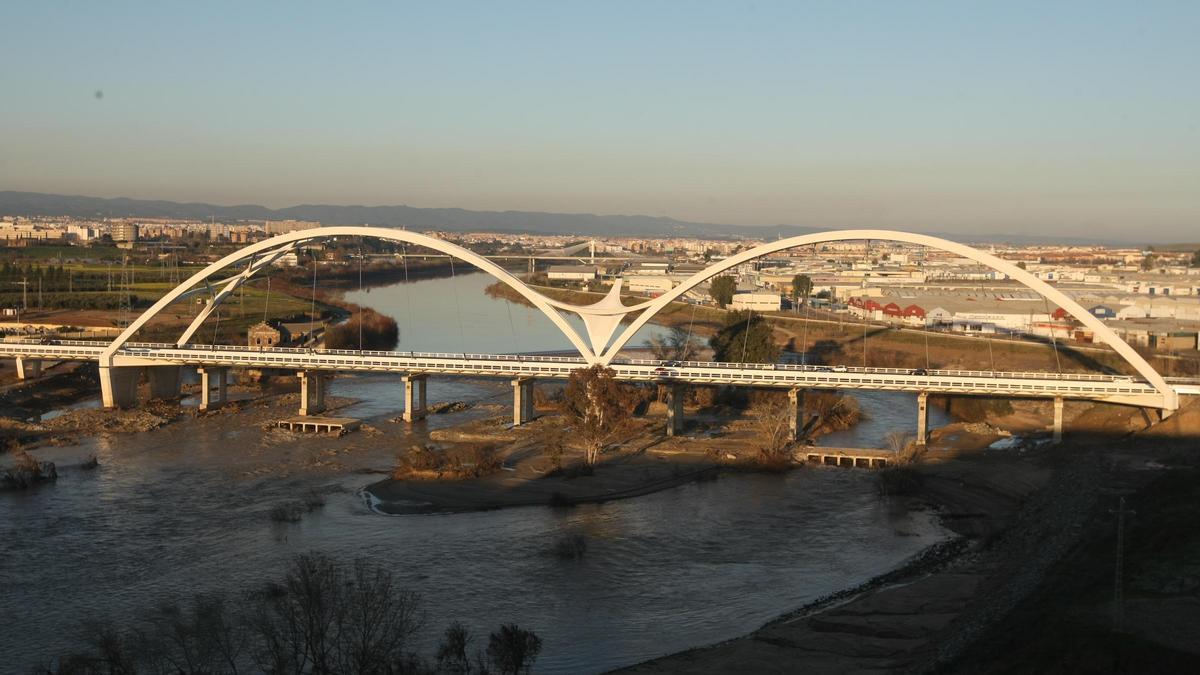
[[2, 340, 1194, 405]]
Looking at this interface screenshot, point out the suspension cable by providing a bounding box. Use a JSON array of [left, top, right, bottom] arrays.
[[449, 256, 466, 352], [684, 301, 698, 360], [800, 287, 811, 366], [978, 275, 996, 372], [357, 237, 364, 352], [308, 251, 318, 346], [1044, 295, 1063, 373], [740, 308, 753, 364], [262, 276, 271, 324], [401, 242, 413, 346], [863, 238, 870, 368], [504, 291, 519, 355]]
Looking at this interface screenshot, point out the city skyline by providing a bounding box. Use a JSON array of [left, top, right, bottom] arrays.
[[3, 2, 1199, 240]]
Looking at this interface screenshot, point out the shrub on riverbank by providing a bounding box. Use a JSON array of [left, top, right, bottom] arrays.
[[324, 309, 399, 350], [268, 490, 327, 523], [1, 449, 56, 489], [877, 432, 924, 497], [393, 443, 503, 480], [808, 391, 862, 433]]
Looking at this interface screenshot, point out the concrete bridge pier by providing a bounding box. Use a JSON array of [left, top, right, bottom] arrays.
[[787, 387, 805, 442], [100, 365, 140, 409], [666, 383, 685, 436], [15, 357, 43, 380], [1052, 396, 1064, 444], [298, 370, 328, 416], [511, 377, 535, 426], [197, 366, 229, 411], [402, 373, 428, 423], [147, 365, 182, 400], [917, 391, 929, 446]]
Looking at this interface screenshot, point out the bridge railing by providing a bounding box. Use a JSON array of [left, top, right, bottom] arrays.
[[620, 357, 1134, 383], [0, 339, 1158, 385]]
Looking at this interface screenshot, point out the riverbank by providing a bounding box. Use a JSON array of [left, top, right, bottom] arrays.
[[367, 391, 861, 514], [617, 398, 1200, 673], [2, 366, 866, 511]]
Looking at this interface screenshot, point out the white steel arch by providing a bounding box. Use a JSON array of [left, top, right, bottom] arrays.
[[597, 229, 1178, 412], [99, 226, 597, 366], [101, 227, 1178, 412]]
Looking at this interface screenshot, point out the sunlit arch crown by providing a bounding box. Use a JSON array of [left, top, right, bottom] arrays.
[[101, 226, 1178, 412]]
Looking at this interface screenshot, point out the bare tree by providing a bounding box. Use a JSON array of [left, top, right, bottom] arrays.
[[884, 431, 921, 464], [336, 558, 424, 674], [486, 624, 542, 675], [645, 325, 700, 362], [751, 392, 795, 466], [40, 555, 555, 675], [436, 622, 473, 674], [560, 365, 639, 465], [243, 553, 423, 674]]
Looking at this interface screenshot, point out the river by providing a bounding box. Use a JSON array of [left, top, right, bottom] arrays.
[[0, 274, 951, 673]]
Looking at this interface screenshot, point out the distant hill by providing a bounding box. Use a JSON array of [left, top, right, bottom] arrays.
[[0, 190, 1130, 245]]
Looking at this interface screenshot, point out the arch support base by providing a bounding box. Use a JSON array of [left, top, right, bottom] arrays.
[[1052, 397, 1064, 445], [298, 370, 328, 416], [402, 374, 428, 423], [198, 367, 229, 411], [511, 378, 535, 426], [16, 357, 43, 380], [917, 391, 929, 446], [666, 383, 685, 437], [147, 366, 182, 400], [101, 366, 140, 409], [788, 387, 805, 442]]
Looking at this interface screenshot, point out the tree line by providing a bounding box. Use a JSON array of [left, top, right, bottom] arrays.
[[33, 552, 543, 675]]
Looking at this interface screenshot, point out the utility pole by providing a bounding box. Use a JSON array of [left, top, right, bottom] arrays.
[[16, 277, 29, 311]]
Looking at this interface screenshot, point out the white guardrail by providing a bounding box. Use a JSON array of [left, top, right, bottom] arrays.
[[0, 340, 1190, 399]]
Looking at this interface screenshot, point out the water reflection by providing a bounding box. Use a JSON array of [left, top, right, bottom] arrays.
[[342, 271, 671, 355]]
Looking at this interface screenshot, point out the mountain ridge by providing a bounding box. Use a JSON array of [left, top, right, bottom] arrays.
[[0, 190, 1136, 246]]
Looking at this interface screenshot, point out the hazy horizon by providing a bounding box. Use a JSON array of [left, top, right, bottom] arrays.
[[3, 2, 1198, 240]]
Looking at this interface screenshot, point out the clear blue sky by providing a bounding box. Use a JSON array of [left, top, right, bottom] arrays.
[[2, 1, 1198, 240]]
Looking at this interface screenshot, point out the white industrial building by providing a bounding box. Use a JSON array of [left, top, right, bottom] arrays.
[[730, 292, 782, 312], [546, 265, 599, 282]]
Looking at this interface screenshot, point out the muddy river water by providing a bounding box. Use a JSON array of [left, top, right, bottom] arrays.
[[1, 274, 951, 673]]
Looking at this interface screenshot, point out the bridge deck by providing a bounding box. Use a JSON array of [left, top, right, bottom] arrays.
[[0, 340, 1192, 406]]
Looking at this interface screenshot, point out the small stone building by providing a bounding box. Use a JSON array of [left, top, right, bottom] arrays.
[[248, 321, 291, 348]]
